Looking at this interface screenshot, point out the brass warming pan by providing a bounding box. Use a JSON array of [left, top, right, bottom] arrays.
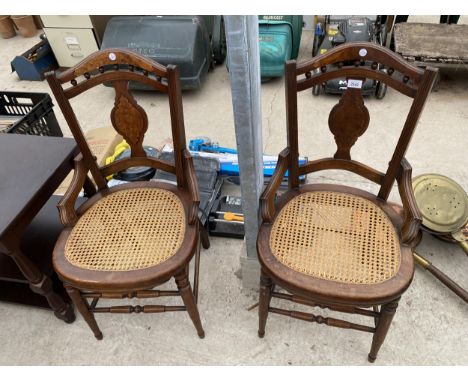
[[412, 174, 468, 303]]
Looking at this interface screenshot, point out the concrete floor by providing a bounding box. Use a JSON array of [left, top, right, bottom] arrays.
[[0, 16, 467, 365]]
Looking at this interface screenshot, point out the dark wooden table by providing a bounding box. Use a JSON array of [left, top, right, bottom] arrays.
[[0, 134, 78, 323]]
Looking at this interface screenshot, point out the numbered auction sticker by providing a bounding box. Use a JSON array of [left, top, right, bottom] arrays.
[[347, 79, 363, 89], [108, 52, 117, 61]]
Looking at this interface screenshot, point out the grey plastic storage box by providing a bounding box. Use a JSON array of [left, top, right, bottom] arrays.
[[101, 16, 214, 90]]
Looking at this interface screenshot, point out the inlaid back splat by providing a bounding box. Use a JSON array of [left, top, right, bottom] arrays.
[[110, 81, 148, 157], [328, 87, 369, 160]]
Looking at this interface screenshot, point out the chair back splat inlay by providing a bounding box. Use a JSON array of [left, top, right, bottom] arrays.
[[329, 88, 370, 160], [270, 191, 401, 284], [110, 81, 148, 157]]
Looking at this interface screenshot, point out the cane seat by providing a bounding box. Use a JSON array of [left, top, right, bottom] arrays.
[[64, 187, 186, 272], [269, 191, 401, 285]]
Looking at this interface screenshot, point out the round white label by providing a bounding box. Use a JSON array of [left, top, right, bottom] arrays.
[[108, 52, 116, 61], [359, 48, 367, 57]]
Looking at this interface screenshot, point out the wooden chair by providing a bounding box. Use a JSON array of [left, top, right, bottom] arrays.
[[46, 48, 209, 340], [257, 42, 438, 362]]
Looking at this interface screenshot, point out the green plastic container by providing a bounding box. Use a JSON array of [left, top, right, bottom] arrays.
[[258, 15, 303, 79]]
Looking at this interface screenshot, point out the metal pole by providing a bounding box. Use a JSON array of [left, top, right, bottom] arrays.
[[225, 16, 264, 286]]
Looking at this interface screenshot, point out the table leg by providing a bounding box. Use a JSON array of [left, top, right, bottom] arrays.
[[7, 248, 75, 323]]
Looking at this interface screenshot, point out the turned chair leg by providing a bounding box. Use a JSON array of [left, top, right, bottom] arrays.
[[368, 298, 400, 363], [65, 285, 103, 340], [175, 270, 205, 338], [258, 270, 273, 338], [200, 223, 210, 249]]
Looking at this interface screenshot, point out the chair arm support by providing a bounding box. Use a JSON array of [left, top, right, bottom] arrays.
[[57, 154, 89, 228], [396, 158, 422, 245], [260, 148, 290, 223], [182, 148, 200, 225]]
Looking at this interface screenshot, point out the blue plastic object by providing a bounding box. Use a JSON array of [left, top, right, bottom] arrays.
[[315, 22, 323, 37], [188, 137, 307, 179], [189, 138, 237, 154], [219, 158, 307, 178], [10, 39, 58, 81]]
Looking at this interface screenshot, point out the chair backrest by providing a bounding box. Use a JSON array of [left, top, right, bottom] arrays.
[[285, 42, 438, 200], [46, 48, 188, 191]]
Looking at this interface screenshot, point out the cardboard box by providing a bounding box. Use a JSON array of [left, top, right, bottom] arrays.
[[54, 127, 122, 195]]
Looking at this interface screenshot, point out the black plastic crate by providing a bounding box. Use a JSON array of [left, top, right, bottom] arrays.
[[0, 91, 62, 137]]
